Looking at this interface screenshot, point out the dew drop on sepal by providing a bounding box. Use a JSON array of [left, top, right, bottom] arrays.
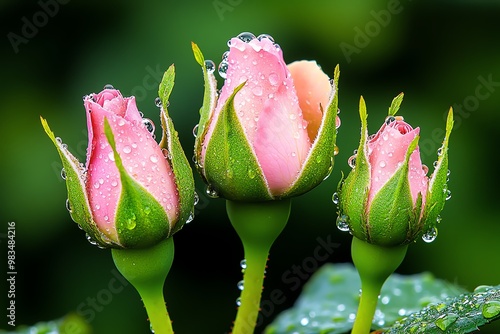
[[204, 60, 215, 74], [422, 227, 438, 243]]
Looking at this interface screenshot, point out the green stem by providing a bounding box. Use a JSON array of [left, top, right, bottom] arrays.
[[351, 237, 408, 334], [227, 199, 291, 334], [111, 237, 175, 334]]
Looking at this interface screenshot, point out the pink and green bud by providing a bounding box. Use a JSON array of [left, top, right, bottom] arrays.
[[336, 94, 453, 246], [41, 65, 194, 249], [192, 32, 340, 201]]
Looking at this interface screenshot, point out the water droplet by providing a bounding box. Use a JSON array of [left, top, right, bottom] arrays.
[[433, 160, 439, 168], [336, 214, 350, 232], [385, 116, 396, 124], [482, 301, 500, 319], [86, 233, 99, 246], [186, 211, 194, 224], [436, 215, 442, 224], [334, 145, 340, 156], [268, 72, 279, 86], [150, 154, 159, 163], [93, 182, 100, 189], [323, 159, 334, 180], [252, 86, 263, 96], [218, 61, 228, 79], [237, 280, 244, 291], [332, 192, 339, 205], [154, 97, 162, 108], [437, 147, 444, 156], [445, 189, 452, 200], [204, 60, 216, 74], [194, 191, 199, 206], [379, 161, 387, 168], [257, 33, 274, 42], [103, 84, 114, 90], [150, 323, 155, 334], [61, 168, 67, 180], [111, 180, 118, 187], [300, 317, 310, 326], [422, 226, 438, 243], [240, 259, 247, 269], [422, 164, 429, 174], [474, 285, 492, 293], [65, 199, 72, 213], [435, 313, 458, 331], [237, 32, 255, 43], [248, 168, 256, 179], [192, 124, 199, 137], [123, 146, 131, 154], [144, 206, 151, 215], [221, 51, 229, 61], [348, 155, 356, 168], [55, 137, 63, 144], [268, 93, 274, 99], [126, 217, 136, 230], [142, 118, 155, 135], [206, 185, 219, 198], [236, 297, 242, 306]]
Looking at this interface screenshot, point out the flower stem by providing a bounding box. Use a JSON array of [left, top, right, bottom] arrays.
[[111, 237, 175, 334], [227, 199, 291, 334], [351, 237, 408, 334]]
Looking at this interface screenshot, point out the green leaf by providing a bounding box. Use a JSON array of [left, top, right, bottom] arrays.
[[158, 65, 195, 234], [104, 119, 171, 248], [385, 285, 500, 333], [421, 108, 454, 236], [192, 42, 219, 174], [283, 64, 340, 198], [367, 135, 419, 246], [204, 83, 272, 200], [338, 96, 371, 240], [388, 92, 404, 116], [265, 263, 466, 334], [40, 117, 109, 247]]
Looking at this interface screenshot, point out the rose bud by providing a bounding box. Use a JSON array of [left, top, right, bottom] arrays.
[[335, 94, 453, 246], [192, 32, 340, 201], [41, 66, 195, 248]]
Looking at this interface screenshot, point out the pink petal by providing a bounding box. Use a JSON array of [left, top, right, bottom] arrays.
[[367, 120, 428, 207], [288, 60, 332, 142], [85, 93, 178, 240]]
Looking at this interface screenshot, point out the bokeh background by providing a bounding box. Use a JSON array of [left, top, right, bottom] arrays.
[[1, 0, 500, 333]]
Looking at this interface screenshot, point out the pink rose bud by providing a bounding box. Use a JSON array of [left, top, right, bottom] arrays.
[[41, 66, 195, 248], [192, 32, 340, 201], [335, 94, 453, 246]]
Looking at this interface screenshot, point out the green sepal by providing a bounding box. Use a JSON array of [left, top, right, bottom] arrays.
[[420, 108, 454, 236], [338, 96, 371, 240], [158, 64, 195, 234], [104, 119, 170, 249], [192, 42, 218, 176], [282, 64, 340, 198], [204, 82, 272, 201], [388, 92, 404, 116], [367, 135, 419, 246], [40, 117, 110, 247]]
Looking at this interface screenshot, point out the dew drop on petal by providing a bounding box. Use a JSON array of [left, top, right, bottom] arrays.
[[103, 84, 114, 90], [379, 161, 387, 168], [150, 154, 159, 163], [218, 61, 228, 79], [142, 118, 155, 135], [268, 72, 279, 86], [123, 146, 131, 154], [108, 151, 115, 162], [257, 33, 274, 42], [237, 32, 256, 42]]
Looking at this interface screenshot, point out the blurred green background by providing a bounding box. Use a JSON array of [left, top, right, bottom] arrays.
[[1, 0, 500, 333]]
